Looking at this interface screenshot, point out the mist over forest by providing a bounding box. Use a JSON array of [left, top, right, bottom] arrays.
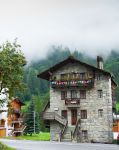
[[16, 46, 119, 104]]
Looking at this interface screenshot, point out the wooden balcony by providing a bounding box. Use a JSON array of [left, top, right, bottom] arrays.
[[12, 108, 20, 114], [50, 78, 94, 88], [0, 125, 5, 129], [13, 125, 26, 133], [12, 118, 23, 123], [65, 98, 80, 107]]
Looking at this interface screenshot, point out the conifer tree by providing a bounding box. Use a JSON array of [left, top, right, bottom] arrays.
[[24, 100, 40, 135]]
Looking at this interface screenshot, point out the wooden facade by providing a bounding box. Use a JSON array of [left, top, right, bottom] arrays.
[[8, 98, 25, 136], [0, 119, 6, 137], [113, 120, 119, 132], [0, 128, 6, 137]]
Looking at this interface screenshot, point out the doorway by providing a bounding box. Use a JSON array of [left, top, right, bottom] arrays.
[[71, 109, 77, 125]]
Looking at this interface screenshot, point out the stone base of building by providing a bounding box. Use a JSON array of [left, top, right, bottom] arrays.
[[50, 122, 113, 143]]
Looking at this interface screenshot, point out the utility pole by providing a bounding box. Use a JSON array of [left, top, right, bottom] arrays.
[[33, 111, 36, 134]]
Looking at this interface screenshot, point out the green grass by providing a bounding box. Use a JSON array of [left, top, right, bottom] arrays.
[[0, 142, 16, 150], [5, 132, 50, 141], [116, 102, 119, 112]]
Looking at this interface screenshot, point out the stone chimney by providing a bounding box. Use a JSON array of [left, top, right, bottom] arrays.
[[97, 56, 103, 69]]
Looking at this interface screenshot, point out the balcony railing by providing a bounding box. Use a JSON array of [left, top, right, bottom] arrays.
[[57, 72, 94, 81], [0, 125, 5, 128], [11, 108, 21, 114], [65, 98, 80, 106], [12, 118, 23, 123], [13, 125, 26, 133], [50, 79, 94, 88], [43, 112, 67, 125]]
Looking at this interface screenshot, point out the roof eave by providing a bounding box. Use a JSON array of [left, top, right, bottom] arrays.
[[37, 56, 112, 81]]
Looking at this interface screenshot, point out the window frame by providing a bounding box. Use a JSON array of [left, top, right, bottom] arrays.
[[82, 130, 88, 139], [71, 90, 77, 99], [81, 110, 87, 119], [98, 109, 103, 117], [61, 91, 67, 100], [61, 110, 67, 119], [80, 90, 86, 99], [97, 74, 102, 80], [80, 72, 85, 80], [97, 90, 103, 98], [61, 74, 67, 81]]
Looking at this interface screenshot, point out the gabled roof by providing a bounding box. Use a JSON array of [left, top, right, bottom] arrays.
[[37, 56, 117, 86], [11, 98, 25, 106]]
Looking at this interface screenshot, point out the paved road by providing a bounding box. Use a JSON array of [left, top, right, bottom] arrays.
[[0, 139, 119, 150]]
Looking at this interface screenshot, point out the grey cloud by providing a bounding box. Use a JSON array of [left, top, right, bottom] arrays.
[[0, 0, 119, 61]]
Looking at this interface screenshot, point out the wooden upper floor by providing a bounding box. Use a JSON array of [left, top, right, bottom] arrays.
[[8, 98, 25, 126], [50, 72, 94, 88]]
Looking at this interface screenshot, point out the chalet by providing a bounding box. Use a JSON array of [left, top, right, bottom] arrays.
[[8, 98, 26, 136], [38, 56, 117, 143]]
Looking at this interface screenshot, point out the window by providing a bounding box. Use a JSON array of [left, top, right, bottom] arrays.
[[72, 73, 79, 79], [97, 74, 101, 80], [98, 109, 103, 117], [80, 73, 85, 80], [98, 90, 103, 98], [61, 74, 67, 80], [82, 130, 88, 139], [52, 76, 56, 80], [80, 90, 86, 99], [81, 110, 87, 119], [61, 110, 67, 119], [61, 91, 67, 100], [71, 90, 77, 98]]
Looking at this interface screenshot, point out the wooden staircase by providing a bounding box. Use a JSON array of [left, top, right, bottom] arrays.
[[60, 120, 68, 141], [43, 112, 67, 125], [43, 112, 81, 142], [73, 118, 81, 142], [43, 112, 69, 141]]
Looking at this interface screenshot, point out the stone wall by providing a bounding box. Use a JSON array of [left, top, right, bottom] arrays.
[[84, 77, 113, 143], [50, 121, 62, 141]]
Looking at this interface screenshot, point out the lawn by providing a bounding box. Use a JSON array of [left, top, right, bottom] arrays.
[[9, 132, 50, 141], [116, 102, 119, 112], [0, 142, 15, 150]]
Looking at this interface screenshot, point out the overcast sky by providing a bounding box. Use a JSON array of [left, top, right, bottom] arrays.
[[0, 0, 119, 61]]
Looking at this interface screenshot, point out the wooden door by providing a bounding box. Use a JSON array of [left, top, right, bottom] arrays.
[[71, 109, 77, 125]]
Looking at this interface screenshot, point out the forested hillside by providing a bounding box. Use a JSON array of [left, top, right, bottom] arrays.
[[18, 46, 119, 104]]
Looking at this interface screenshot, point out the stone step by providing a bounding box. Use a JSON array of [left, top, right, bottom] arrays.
[[63, 131, 72, 135], [61, 138, 72, 142], [66, 126, 75, 131], [63, 135, 72, 139], [61, 126, 75, 141], [63, 132, 72, 139]]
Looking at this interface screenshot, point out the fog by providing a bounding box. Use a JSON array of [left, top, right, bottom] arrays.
[[0, 0, 119, 61]]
